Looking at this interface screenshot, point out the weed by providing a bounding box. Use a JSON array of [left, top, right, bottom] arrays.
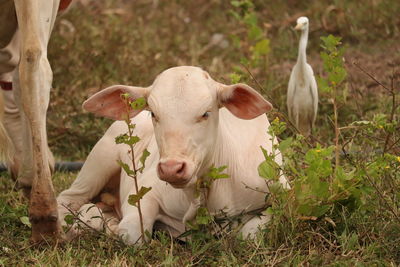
[[115, 93, 152, 243]]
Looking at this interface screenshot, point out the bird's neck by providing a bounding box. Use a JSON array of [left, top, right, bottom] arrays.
[[297, 27, 309, 68]]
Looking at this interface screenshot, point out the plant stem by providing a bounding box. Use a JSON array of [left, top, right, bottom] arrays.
[[383, 71, 397, 154], [333, 95, 340, 169], [124, 99, 146, 242]]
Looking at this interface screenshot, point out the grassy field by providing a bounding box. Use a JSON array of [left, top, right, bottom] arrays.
[[1, 0, 399, 265]]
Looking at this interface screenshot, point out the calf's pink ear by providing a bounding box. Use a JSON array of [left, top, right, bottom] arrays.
[[218, 83, 273, 119], [83, 85, 149, 120]]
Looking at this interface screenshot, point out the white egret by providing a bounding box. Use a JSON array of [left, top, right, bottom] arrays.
[[287, 16, 318, 136]]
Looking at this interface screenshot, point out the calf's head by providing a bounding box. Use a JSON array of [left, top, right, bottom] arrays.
[[83, 66, 272, 188]]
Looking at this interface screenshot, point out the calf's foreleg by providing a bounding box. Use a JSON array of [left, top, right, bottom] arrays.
[[57, 128, 121, 225], [119, 168, 160, 245]]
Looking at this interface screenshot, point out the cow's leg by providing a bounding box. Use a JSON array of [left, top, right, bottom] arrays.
[[4, 72, 55, 187], [0, 2, 18, 166], [12, 74, 55, 194], [13, 0, 61, 242], [1, 25, 54, 183]]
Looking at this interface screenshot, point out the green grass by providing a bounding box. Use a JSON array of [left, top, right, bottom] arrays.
[[0, 173, 396, 266], [1, 0, 400, 265]]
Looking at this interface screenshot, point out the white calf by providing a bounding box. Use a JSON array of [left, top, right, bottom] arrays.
[[58, 66, 288, 244]]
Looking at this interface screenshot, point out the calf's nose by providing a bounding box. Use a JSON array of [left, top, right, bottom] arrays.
[[157, 160, 187, 183]]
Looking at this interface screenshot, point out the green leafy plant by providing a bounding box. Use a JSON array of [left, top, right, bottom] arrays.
[[195, 165, 230, 194], [254, 33, 399, 260], [318, 35, 347, 167], [183, 165, 230, 240], [115, 93, 152, 243]]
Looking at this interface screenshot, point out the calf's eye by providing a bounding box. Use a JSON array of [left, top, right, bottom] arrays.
[[151, 111, 158, 122], [202, 112, 210, 119]]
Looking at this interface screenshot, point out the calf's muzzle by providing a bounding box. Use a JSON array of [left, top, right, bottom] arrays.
[[157, 160, 189, 186]]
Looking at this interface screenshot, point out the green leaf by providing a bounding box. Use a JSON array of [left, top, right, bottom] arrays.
[[269, 181, 284, 194], [215, 173, 230, 179], [320, 35, 342, 51], [117, 160, 135, 176], [329, 66, 347, 84], [294, 182, 311, 202], [268, 118, 286, 136], [115, 133, 140, 145], [350, 120, 372, 126], [138, 149, 151, 173], [258, 159, 279, 180], [317, 76, 331, 93], [260, 146, 269, 159], [128, 186, 152, 207], [64, 214, 74, 225], [248, 25, 262, 41], [217, 165, 228, 172], [115, 133, 128, 144], [243, 12, 258, 26], [297, 203, 312, 216], [120, 92, 130, 100], [20, 216, 31, 228], [230, 0, 241, 7], [265, 207, 274, 215], [205, 165, 230, 181], [313, 205, 330, 217], [130, 97, 146, 110], [319, 159, 333, 178], [126, 135, 140, 145], [253, 39, 270, 56], [196, 207, 213, 225], [230, 73, 242, 83], [279, 137, 293, 152], [314, 181, 330, 199], [335, 166, 355, 182]]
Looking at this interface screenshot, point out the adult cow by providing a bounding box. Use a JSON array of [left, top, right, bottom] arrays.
[[0, 0, 71, 242], [57, 66, 289, 244]]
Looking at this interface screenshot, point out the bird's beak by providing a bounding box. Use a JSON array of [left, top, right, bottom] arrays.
[[294, 23, 302, 30]]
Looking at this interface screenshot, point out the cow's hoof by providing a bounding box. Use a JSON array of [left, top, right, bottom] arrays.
[[30, 214, 65, 244], [21, 186, 31, 199], [8, 161, 19, 181]]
